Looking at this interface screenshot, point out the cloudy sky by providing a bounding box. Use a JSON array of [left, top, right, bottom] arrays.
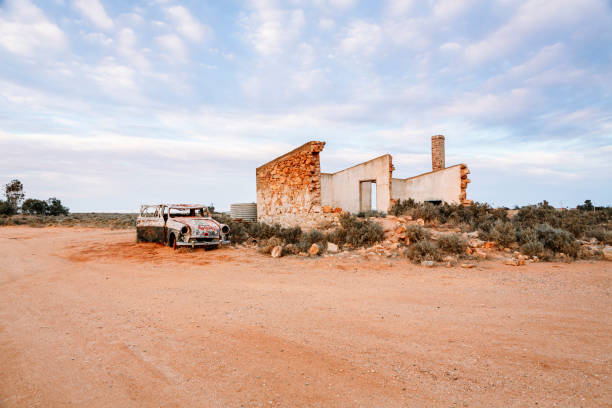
[[1, 0, 611, 212]]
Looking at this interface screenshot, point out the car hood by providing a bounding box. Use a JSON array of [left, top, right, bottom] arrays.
[[172, 217, 221, 236]]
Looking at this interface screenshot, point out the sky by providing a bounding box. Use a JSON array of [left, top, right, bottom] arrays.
[[0, 0, 611, 212]]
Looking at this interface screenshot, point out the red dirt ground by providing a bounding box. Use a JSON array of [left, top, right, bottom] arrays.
[[1, 227, 611, 407]]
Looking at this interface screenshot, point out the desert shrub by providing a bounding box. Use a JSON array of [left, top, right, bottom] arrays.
[[357, 210, 386, 218], [259, 237, 284, 254], [328, 213, 383, 248], [296, 230, 327, 253], [390, 198, 416, 216], [483, 220, 516, 247], [535, 223, 580, 258], [438, 233, 468, 254], [404, 224, 431, 242], [520, 241, 545, 257], [277, 226, 303, 244], [404, 240, 442, 263], [516, 227, 538, 245], [585, 227, 612, 245]]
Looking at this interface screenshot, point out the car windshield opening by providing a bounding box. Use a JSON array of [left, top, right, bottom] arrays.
[[168, 208, 205, 217]]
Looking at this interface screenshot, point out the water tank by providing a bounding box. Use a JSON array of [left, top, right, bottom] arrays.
[[230, 203, 257, 222]]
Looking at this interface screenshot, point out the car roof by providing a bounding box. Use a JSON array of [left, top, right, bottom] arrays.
[[141, 204, 207, 209], [166, 204, 207, 209]]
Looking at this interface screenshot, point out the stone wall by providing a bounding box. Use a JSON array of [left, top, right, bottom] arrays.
[[256, 141, 326, 227]]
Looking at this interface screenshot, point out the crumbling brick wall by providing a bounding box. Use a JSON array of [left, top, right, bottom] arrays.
[[256, 141, 326, 226]]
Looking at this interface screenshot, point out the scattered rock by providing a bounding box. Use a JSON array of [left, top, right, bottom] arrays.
[[271, 246, 283, 258], [395, 226, 406, 234], [416, 218, 425, 226], [309, 243, 320, 256], [333, 207, 343, 213], [421, 260, 435, 267], [461, 263, 475, 269], [503, 258, 519, 266], [327, 242, 339, 253], [474, 250, 488, 260], [483, 241, 495, 249], [465, 247, 473, 255], [322, 205, 332, 213], [603, 246, 612, 261], [469, 239, 485, 248]]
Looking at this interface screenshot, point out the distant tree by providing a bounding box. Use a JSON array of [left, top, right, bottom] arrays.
[[4, 179, 24, 211], [22, 198, 49, 215], [46, 197, 69, 216], [577, 199, 594, 211], [0, 200, 15, 215]]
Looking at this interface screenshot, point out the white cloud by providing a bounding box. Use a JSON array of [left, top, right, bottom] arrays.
[[338, 20, 382, 56], [83, 31, 112, 46], [89, 58, 138, 98], [165, 5, 211, 42], [155, 34, 188, 61], [464, 0, 607, 64], [241, 1, 306, 56], [73, 0, 114, 30], [0, 0, 67, 57], [319, 17, 335, 30], [441, 88, 538, 120], [432, 0, 478, 20], [117, 28, 150, 69], [385, 0, 415, 16]]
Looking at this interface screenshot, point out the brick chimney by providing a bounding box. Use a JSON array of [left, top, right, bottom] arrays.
[[431, 135, 445, 171]]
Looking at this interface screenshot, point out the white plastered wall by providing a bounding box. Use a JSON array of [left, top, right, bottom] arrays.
[[392, 164, 463, 204], [321, 155, 392, 213]]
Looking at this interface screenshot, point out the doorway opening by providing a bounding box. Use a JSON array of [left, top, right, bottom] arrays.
[[359, 180, 376, 213]]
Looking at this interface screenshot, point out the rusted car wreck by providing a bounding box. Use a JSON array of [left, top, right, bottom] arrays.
[[136, 204, 230, 249]]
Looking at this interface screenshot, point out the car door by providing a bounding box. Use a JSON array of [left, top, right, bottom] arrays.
[[137, 205, 165, 243]]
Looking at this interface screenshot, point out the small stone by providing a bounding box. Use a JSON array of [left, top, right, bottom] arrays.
[[461, 263, 475, 269], [271, 245, 283, 258], [416, 218, 425, 226], [503, 258, 519, 266], [333, 207, 343, 213], [395, 226, 406, 234], [309, 243, 320, 256], [602, 246, 612, 260], [322, 205, 332, 213], [465, 247, 473, 255], [327, 242, 339, 253], [474, 250, 488, 260], [421, 260, 435, 267]]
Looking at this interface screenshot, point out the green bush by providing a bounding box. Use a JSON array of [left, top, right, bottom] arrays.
[[535, 224, 580, 258], [22, 199, 48, 215], [404, 240, 442, 263], [328, 213, 384, 248], [484, 220, 516, 247], [0, 200, 15, 215], [404, 224, 431, 242], [438, 233, 468, 254], [520, 241, 545, 257], [585, 227, 612, 245]]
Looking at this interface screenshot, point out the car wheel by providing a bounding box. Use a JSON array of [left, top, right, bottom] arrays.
[[168, 233, 176, 249]]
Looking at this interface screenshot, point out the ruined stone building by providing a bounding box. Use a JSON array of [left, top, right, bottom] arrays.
[[256, 136, 471, 227]]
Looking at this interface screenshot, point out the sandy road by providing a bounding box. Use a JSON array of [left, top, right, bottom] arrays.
[[0, 227, 610, 407]]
